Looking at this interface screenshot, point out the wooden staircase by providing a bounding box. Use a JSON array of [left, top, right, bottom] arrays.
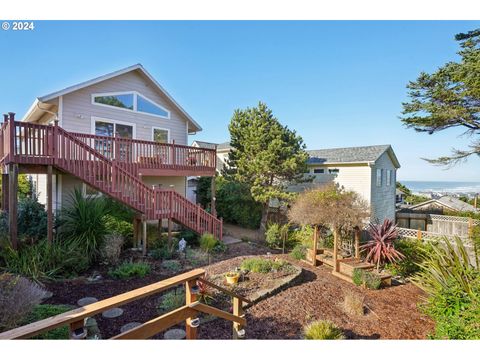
[[0, 120, 222, 239]]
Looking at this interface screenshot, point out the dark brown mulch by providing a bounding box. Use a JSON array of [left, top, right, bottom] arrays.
[[43, 241, 273, 339], [199, 256, 435, 340], [43, 242, 433, 340]]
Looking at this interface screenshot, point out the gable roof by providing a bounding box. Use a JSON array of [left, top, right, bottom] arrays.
[[307, 144, 400, 168], [191, 140, 231, 151], [409, 196, 479, 213], [23, 64, 202, 132]]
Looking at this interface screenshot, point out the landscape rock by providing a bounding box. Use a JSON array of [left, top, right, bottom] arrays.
[[102, 307, 124, 319], [164, 328, 186, 340]]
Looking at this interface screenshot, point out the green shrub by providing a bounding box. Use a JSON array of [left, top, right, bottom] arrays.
[[179, 229, 199, 246], [290, 244, 307, 260], [413, 237, 480, 339], [351, 269, 381, 290], [108, 261, 151, 279], [364, 272, 382, 290], [383, 239, 431, 277], [161, 260, 182, 272], [240, 257, 287, 273], [21, 304, 73, 339], [265, 223, 282, 248], [157, 287, 185, 314], [17, 195, 48, 244], [352, 268, 364, 286], [151, 238, 179, 261], [58, 189, 109, 262], [200, 233, 217, 263], [291, 225, 314, 248], [304, 320, 345, 340], [213, 240, 227, 253], [0, 273, 48, 331], [104, 215, 133, 244], [0, 240, 89, 281]]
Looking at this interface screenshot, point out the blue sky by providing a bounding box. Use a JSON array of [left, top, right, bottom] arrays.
[[1, 21, 479, 181]]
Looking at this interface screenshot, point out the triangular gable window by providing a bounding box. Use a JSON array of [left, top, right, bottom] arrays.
[[137, 94, 169, 118]]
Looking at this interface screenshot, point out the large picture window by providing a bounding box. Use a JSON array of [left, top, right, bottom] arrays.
[[92, 91, 170, 119]]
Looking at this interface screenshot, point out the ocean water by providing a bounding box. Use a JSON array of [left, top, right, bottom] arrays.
[[401, 181, 480, 194]]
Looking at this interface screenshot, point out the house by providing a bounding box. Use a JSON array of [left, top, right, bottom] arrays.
[[396, 188, 406, 204], [291, 145, 401, 222], [0, 64, 222, 249], [191, 140, 231, 173], [405, 195, 479, 214]]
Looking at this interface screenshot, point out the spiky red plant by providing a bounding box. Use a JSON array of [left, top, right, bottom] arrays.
[[360, 219, 405, 271]]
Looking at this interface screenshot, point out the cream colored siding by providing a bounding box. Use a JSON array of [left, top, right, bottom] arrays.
[[370, 152, 396, 222], [308, 164, 372, 205], [61, 70, 188, 145], [142, 176, 186, 196]]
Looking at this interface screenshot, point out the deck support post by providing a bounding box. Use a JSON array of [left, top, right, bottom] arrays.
[[8, 163, 18, 250], [1, 173, 8, 211], [47, 165, 53, 244], [168, 217, 173, 244], [142, 219, 147, 256], [185, 279, 198, 340], [333, 228, 339, 273], [210, 175, 216, 217], [354, 226, 360, 259], [311, 225, 318, 266], [232, 297, 244, 339]]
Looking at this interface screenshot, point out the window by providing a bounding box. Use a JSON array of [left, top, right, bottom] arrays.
[[376, 169, 382, 186], [328, 169, 339, 174], [138, 95, 169, 118], [313, 168, 325, 174], [92, 91, 170, 119], [93, 119, 134, 161], [153, 128, 169, 143], [386, 170, 392, 186], [94, 93, 134, 110]]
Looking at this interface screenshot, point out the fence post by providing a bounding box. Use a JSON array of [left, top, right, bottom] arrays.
[[468, 218, 473, 239], [185, 279, 198, 340], [417, 228, 422, 241], [354, 226, 360, 259], [196, 205, 201, 232], [232, 297, 244, 339], [312, 225, 318, 266]]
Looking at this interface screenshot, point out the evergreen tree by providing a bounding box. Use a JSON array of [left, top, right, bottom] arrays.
[[226, 102, 309, 231], [400, 29, 480, 166]]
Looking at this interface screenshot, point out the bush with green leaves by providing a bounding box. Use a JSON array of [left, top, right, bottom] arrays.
[[304, 320, 345, 340], [384, 239, 432, 277], [351, 269, 382, 290], [290, 244, 307, 260], [157, 287, 185, 314], [179, 229, 199, 246], [108, 261, 151, 279], [161, 260, 182, 273], [291, 225, 314, 248], [0, 273, 47, 331], [21, 304, 73, 339], [104, 215, 133, 245], [199, 233, 218, 264], [0, 240, 89, 281], [413, 237, 480, 339], [240, 257, 287, 273], [151, 238, 179, 261], [58, 189, 109, 262]]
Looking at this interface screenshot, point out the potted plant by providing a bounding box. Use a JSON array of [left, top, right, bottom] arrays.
[[225, 271, 240, 284]]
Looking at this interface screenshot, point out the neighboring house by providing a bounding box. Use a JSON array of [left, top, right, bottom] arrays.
[[396, 188, 406, 204], [290, 145, 401, 222], [20, 64, 209, 210], [405, 195, 479, 214], [191, 140, 231, 173]]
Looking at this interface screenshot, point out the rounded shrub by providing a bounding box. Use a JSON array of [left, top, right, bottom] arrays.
[[304, 320, 345, 340]]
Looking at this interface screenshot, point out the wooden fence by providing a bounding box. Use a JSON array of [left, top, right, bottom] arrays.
[[0, 269, 247, 340]]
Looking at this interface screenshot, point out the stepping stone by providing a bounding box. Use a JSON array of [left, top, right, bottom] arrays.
[[164, 328, 186, 340], [102, 307, 124, 319], [77, 297, 98, 307], [120, 322, 142, 333]]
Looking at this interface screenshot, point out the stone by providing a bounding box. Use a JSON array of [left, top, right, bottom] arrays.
[[120, 322, 142, 333], [164, 328, 186, 340], [41, 291, 53, 301], [77, 297, 98, 307], [102, 307, 124, 319], [85, 317, 102, 339]]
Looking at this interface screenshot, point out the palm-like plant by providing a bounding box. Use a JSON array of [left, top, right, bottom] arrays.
[[360, 219, 404, 271]]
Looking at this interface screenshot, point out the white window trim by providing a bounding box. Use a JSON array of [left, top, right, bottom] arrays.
[[91, 91, 170, 119], [152, 126, 171, 143], [91, 116, 137, 139]]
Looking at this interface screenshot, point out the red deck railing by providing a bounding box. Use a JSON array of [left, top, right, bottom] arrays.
[[0, 120, 222, 240]]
